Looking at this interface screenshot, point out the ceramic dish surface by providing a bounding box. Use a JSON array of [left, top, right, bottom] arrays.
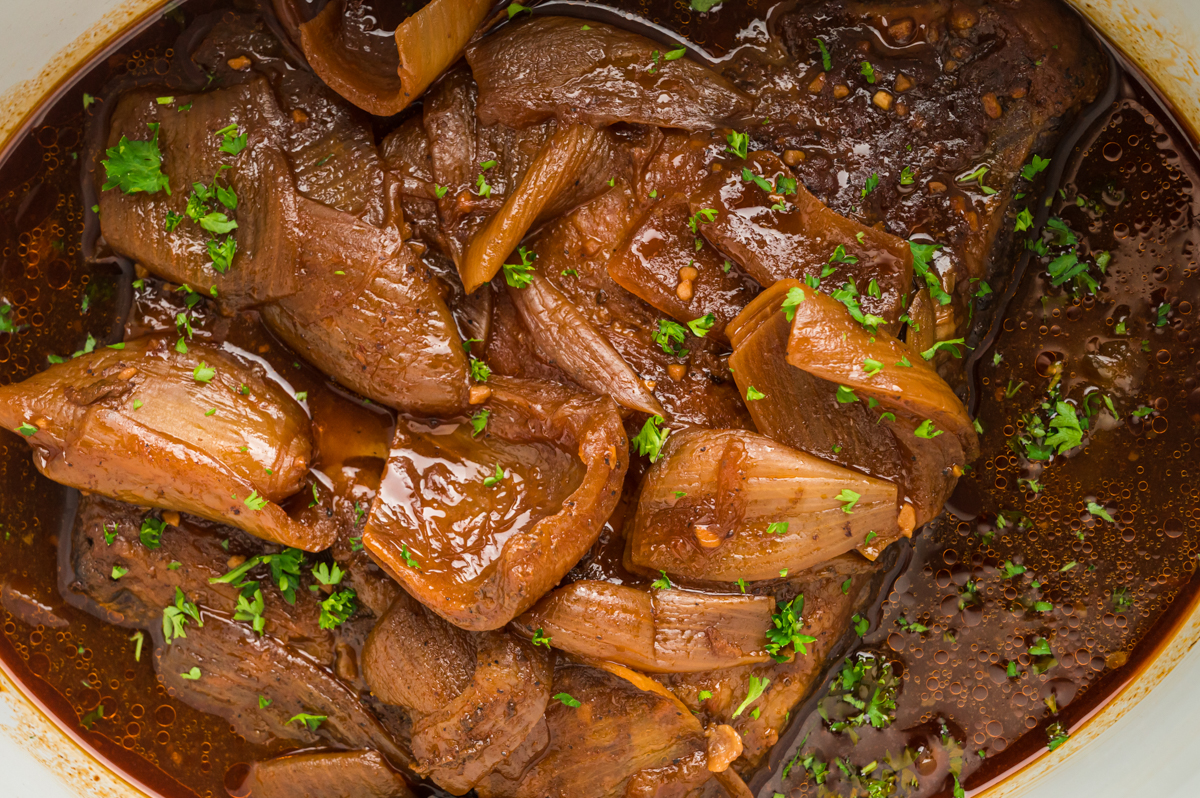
[[0, 1, 1198, 797]]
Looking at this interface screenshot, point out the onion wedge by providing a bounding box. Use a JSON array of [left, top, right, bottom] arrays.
[[462, 123, 607, 293], [299, 0, 491, 117], [508, 271, 666, 417], [0, 337, 329, 551], [513, 580, 774, 672], [624, 429, 900, 582]]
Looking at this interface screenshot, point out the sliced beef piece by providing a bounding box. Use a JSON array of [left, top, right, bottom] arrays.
[[64, 495, 332, 661], [97, 79, 300, 309], [0, 336, 328, 550], [423, 65, 555, 267], [363, 377, 627, 630], [735, 0, 1105, 351], [362, 592, 551, 795], [231, 750, 414, 798], [157, 610, 411, 767], [659, 555, 877, 773], [60, 495, 410, 768], [466, 17, 753, 131], [472, 662, 717, 798]]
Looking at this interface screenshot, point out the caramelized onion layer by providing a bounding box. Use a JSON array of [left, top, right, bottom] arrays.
[[625, 429, 899, 581], [513, 580, 774, 672], [0, 337, 329, 550], [508, 271, 666, 417], [364, 377, 628, 629], [299, 0, 490, 117]]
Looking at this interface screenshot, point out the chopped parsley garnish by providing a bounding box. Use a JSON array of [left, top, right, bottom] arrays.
[[140, 516, 165, 549], [914, 419, 943, 439], [401, 544, 421, 570], [531, 628, 552, 647], [319, 589, 357, 629], [921, 339, 968, 360], [483, 463, 506, 488], [814, 38, 832, 71], [1000, 560, 1026, 579], [835, 489, 860, 513], [652, 570, 673, 590], [214, 123, 247, 156], [861, 358, 883, 376], [502, 246, 537, 288], [470, 357, 491, 383], [733, 674, 770, 717], [1046, 721, 1069, 751], [860, 61, 876, 84], [725, 131, 749, 159], [631, 416, 669, 462], [193, 361, 216, 383], [910, 241, 951, 305], [470, 409, 490, 437], [687, 313, 715, 337], [234, 584, 266, 634], [1087, 502, 1115, 523], [765, 595, 817, 660], [1021, 155, 1051, 181], [101, 123, 170, 195], [243, 490, 268, 511], [664, 47, 686, 61], [766, 521, 789, 535], [745, 386, 765, 401], [653, 319, 689, 357], [959, 164, 998, 195], [780, 286, 806, 321], [111, 565, 128, 580], [900, 166, 915, 185], [554, 692, 581, 708], [162, 586, 203, 644], [1014, 207, 1034, 232], [16, 422, 37, 437], [835, 385, 858, 403], [861, 172, 880, 197], [288, 713, 327, 731]]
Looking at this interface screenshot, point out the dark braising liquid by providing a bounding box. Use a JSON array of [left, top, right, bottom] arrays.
[[0, 3, 1196, 798]]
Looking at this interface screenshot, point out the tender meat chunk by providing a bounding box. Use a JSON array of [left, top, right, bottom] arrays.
[[466, 17, 753, 130], [189, 11, 388, 225], [232, 750, 414, 798], [607, 195, 760, 342], [363, 377, 627, 630], [64, 495, 331, 661], [363, 592, 551, 794], [158, 611, 410, 766], [501, 186, 754, 431], [0, 336, 326, 549]]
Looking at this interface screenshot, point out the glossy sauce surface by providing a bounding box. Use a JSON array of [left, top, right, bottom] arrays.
[[0, 3, 1196, 798]]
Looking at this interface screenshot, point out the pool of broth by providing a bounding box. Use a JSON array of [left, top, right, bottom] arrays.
[[0, 2, 1196, 798]]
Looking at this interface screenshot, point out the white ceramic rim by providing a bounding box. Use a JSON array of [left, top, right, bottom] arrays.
[[0, 1, 1198, 796]]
